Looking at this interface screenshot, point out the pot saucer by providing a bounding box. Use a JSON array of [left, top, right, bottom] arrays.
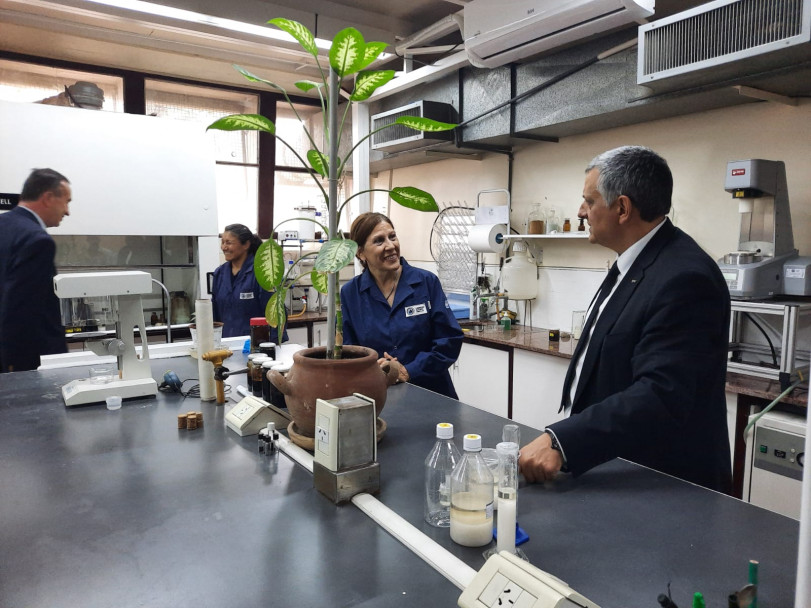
[[287, 418, 387, 451]]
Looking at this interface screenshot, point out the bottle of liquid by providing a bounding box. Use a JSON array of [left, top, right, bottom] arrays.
[[450, 434, 494, 547], [495, 441, 520, 554], [578, 217, 586, 232], [424, 422, 461, 527], [563, 218, 571, 232]]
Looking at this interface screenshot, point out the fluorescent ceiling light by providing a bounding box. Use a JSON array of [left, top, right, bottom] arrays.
[[82, 0, 334, 49]]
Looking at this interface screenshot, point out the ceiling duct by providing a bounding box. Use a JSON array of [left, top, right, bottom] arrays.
[[371, 101, 457, 153], [463, 0, 654, 68], [638, 0, 811, 92]]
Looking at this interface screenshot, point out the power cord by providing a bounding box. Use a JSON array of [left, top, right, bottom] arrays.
[[159, 370, 232, 399]]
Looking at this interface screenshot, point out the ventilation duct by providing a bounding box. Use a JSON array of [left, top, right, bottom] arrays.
[[638, 0, 811, 92], [464, 0, 654, 68], [371, 101, 457, 153]]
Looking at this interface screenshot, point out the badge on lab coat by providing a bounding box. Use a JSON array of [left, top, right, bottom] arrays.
[[405, 303, 428, 317], [239, 292, 255, 300]]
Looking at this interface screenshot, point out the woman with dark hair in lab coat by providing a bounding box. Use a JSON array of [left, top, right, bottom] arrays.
[[211, 224, 286, 341], [340, 212, 463, 399]]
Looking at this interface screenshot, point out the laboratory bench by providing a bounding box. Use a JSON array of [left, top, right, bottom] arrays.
[[0, 352, 800, 608]]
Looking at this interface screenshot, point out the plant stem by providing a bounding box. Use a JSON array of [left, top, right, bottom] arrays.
[[326, 67, 340, 358]]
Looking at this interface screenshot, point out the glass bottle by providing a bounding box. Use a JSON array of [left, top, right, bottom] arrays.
[[450, 434, 494, 547], [578, 217, 586, 231], [546, 208, 561, 234], [563, 218, 571, 232], [424, 422, 461, 527], [526, 203, 545, 235], [250, 355, 269, 397], [495, 442, 519, 554]]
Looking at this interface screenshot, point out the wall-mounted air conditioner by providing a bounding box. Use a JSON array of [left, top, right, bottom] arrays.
[[638, 0, 811, 92], [371, 101, 457, 153], [464, 0, 655, 69]]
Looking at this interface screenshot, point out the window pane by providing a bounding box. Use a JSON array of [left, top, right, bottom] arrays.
[[275, 102, 322, 168], [274, 171, 352, 237], [145, 79, 259, 164], [0, 59, 123, 111]]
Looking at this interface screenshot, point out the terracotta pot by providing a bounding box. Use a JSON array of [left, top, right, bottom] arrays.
[[269, 345, 399, 438]]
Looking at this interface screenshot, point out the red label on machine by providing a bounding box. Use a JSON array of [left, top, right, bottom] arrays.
[[731, 168, 746, 176]]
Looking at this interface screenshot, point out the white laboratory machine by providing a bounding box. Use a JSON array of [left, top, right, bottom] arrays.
[[53, 271, 158, 406], [743, 410, 806, 520]]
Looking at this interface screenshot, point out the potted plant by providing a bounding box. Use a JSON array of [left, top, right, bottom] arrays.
[[208, 19, 456, 445], [208, 18, 456, 359]]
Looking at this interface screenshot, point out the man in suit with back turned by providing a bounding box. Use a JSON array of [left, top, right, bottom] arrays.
[[0, 168, 72, 372], [518, 146, 732, 493]]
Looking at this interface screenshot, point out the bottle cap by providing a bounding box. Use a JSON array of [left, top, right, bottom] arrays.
[[267, 422, 276, 433], [272, 362, 292, 373], [250, 317, 269, 326], [262, 360, 275, 369], [463, 434, 482, 451], [259, 342, 276, 348], [436, 422, 454, 439]]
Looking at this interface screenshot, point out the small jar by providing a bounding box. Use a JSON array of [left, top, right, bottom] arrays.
[[261, 360, 276, 402], [269, 362, 291, 409], [259, 342, 277, 360], [563, 218, 571, 232], [250, 317, 270, 353], [250, 355, 269, 397], [578, 217, 586, 232], [246, 353, 264, 392]]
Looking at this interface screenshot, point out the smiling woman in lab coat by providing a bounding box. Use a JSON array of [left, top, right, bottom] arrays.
[[340, 213, 463, 399], [211, 224, 285, 342]]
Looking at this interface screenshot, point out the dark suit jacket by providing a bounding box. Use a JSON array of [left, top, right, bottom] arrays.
[[549, 219, 732, 492], [0, 206, 67, 371]]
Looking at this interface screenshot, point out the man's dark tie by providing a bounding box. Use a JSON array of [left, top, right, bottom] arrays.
[[560, 262, 620, 411]]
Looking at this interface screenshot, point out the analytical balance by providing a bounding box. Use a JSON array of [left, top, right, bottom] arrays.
[[53, 271, 158, 406], [716, 159, 810, 299]]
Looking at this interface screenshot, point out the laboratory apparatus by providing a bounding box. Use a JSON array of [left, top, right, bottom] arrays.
[[495, 442, 520, 555], [424, 422, 462, 527], [225, 393, 290, 437], [53, 271, 158, 406], [450, 434, 495, 547], [313, 394, 380, 504], [717, 159, 810, 299]]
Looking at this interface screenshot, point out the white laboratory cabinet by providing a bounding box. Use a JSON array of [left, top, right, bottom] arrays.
[[452, 342, 509, 418], [511, 349, 568, 430]]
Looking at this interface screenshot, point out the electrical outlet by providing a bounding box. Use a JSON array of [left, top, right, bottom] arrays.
[[281, 230, 299, 240]]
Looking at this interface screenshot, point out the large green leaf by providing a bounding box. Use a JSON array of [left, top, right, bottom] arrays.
[[356, 41, 388, 71], [314, 238, 357, 273], [268, 18, 318, 57], [390, 186, 439, 212], [395, 115, 457, 132], [295, 80, 323, 93], [311, 270, 328, 294], [350, 70, 395, 102], [265, 290, 288, 336], [307, 149, 328, 177], [207, 114, 275, 134], [234, 65, 285, 92], [329, 27, 366, 77], [254, 239, 285, 290]]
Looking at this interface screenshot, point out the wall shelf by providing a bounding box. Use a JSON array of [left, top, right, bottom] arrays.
[[503, 233, 589, 239]]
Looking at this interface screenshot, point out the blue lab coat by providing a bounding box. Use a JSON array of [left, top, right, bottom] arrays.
[[340, 259, 463, 399], [211, 255, 286, 341]]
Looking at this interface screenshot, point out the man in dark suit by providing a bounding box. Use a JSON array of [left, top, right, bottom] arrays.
[[0, 169, 72, 372], [519, 146, 732, 493]]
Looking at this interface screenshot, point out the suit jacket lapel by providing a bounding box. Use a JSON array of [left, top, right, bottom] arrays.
[[571, 219, 676, 411]]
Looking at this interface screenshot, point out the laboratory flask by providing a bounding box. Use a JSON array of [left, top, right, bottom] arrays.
[[450, 434, 494, 547], [424, 423, 461, 527]]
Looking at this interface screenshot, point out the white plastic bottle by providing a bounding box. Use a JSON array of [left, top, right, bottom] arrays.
[[450, 434, 494, 547], [424, 422, 461, 527]]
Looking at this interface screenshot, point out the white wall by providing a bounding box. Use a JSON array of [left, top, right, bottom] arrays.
[[373, 99, 811, 327]]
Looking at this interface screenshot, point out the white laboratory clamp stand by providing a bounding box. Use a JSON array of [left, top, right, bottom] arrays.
[[54, 271, 158, 406]]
